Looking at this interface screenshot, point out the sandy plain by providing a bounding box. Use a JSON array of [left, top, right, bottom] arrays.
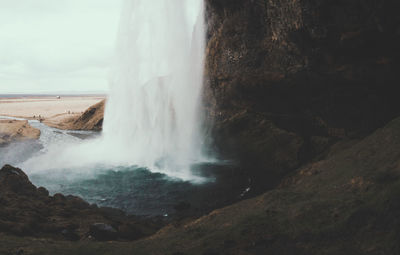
[[0, 96, 105, 143], [0, 96, 105, 120]]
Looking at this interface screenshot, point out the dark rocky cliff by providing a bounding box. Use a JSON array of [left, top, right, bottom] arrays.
[[204, 0, 400, 189]]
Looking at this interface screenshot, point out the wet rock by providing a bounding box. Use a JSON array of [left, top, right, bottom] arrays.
[[65, 195, 90, 210], [0, 165, 36, 195], [89, 223, 117, 241], [52, 193, 66, 204]]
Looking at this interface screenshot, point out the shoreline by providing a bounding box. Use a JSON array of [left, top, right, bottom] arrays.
[[0, 96, 105, 124]]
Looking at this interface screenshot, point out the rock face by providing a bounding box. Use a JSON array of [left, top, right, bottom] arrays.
[[204, 0, 400, 187], [70, 99, 105, 131], [0, 164, 161, 241], [0, 120, 40, 146], [2, 115, 400, 255]]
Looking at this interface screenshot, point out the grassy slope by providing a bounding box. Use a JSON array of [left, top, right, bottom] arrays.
[[2, 118, 400, 255]]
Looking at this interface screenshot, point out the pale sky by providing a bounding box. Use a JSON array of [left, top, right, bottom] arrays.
[[0, 0, 122, 94]]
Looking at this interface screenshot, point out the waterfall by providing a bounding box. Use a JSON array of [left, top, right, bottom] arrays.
[[19, 0, 207, 181], [102, 0, 206, 176]]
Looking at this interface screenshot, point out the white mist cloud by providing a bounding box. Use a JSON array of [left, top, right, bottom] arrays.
[[0, 0, 122, 94]]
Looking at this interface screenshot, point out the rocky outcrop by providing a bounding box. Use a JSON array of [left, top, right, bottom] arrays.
[[45, 100, 105, 131], [2, 116, 400, 255], [0, 164, 161, 241], [204, 0, 400, 189], [70, 100, 105, 131], [0, 120, 40, 146]]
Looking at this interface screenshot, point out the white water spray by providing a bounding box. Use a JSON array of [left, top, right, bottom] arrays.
[[20, 0, 207, 181], [102, 0, 206, 173]]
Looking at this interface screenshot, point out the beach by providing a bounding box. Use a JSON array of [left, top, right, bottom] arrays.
[[0, 95, 105, 121], [0, 119, 41, 146]]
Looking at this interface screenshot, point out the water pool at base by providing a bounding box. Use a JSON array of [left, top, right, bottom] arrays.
[[28, 163, 248, 216], [0, 117, 249, 217]]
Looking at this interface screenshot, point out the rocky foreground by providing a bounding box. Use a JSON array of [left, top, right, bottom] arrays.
[[1, 116, 400, 254], [0, 164, 163, 244], [0, 120, 40, 146]]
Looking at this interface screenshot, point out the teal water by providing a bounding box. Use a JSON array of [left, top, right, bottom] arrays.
[[0, 116, 249, 217], [28, 164, 248, 216]]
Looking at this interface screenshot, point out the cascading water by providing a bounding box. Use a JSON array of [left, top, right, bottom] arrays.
[[0, 0, 249, 216], [18, 0, 208, 181], [3, 1, 248, 216], [102, 0, 206, 176]]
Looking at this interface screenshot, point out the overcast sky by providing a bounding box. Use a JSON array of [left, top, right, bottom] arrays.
[[0, 0, 122, 94]]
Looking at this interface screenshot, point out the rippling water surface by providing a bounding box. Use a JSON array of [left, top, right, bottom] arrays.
[[1, 116, 248, 216]]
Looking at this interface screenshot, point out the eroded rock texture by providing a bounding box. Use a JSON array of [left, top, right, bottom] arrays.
[[204, 0, 400, 187], [0, 165, 161, 241], [71, 99, 105, 131]]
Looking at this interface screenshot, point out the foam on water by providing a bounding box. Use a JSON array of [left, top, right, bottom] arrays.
[[102, 0, 207, 175], [17, 0, 208, 181]]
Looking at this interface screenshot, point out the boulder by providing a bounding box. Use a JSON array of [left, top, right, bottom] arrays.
[[0, 165, 37, 195]]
